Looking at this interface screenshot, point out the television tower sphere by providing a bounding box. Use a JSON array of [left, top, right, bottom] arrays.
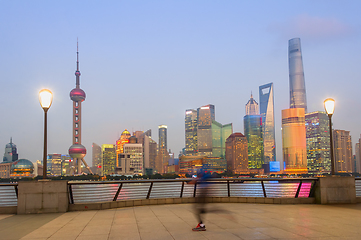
[[70, 88, 86, 102], [69, 144, 87, 159]]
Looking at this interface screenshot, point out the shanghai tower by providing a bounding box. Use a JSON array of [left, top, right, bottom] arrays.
[[288, 38, 307, 112]]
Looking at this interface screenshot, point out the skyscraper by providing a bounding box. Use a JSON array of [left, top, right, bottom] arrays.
[[305, 111, 330, 174], [158, 125, 167, 150], [3, 138, 18, 163], [355, 141, 360, 174], [225, 133, 248, 174], [333, 130, 353, 173], [68, 42, 91, 174], [185, 109, 198, 156], [289, 38, 307, 112], [102, 144, 116, 176], [259, 83, 276, 163], [244, 95, 263, 169], [123, 143, 143, 175], [282, 108, 307, 173], [211, 121, 232, 158], [92, 143, 101, 175], [197, 104, 215, 156]]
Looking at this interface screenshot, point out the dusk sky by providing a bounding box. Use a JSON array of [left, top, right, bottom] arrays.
[[1, 1, 360, 166]]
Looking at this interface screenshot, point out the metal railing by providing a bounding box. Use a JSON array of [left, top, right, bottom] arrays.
[[0, 183, 18, 207], [68, 178, 318, 204], [355, 177, 361, 197]]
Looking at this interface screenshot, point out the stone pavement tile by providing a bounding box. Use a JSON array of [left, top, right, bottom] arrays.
[[157, 216, 184, 223], [0, 214, 13, 220], [108, 232, 141, 240], [76, 234, 109, 240], [171, 232, 208, 240], [200, 229, 241, 240], [138, 224, 166, 233], [228, 228, 274, 240], [20, 227, 62, 239], [113, 217, 137, 224], [139, 230, 174, 240], [283, 226, 332, 238], [208, 219, 242, 229], [79, 224, 111, 235], [253, 227, 304, 239]]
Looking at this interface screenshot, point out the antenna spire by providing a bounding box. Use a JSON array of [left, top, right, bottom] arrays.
[[75, 39, 81, 87]]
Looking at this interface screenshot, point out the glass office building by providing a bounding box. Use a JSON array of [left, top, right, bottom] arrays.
[[305, 111, 330, 174], [197, 104, 215, 156], [244, 115, 264, 169], [289, 38, 307, 112], [333, 129, 353, 173], [185, 109, 198, 155], [102, 144, 116, 176], [282, 108, 307, 173], [158, 125, 167, 150], [259, 83, 276, 163], [211, 121, 232, 158]]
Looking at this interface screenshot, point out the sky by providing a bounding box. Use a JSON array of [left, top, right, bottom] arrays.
[[1, 0, 361, 166]]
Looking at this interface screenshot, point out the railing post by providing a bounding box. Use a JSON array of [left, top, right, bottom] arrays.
[[261, 180, 267, 197], [68, 184, 74, 204], [15, 185, 18, 199], [180, 181, 185, 198], [147, 182, 153, 199], [227, 180, 230, 197], [113, 183, 123, 201], [309, 180, 317, 198], [193, 182, 197, 198], [295, 180, 302, 198]]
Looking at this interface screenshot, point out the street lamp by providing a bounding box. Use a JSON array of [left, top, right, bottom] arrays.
[[39, 89, 53, 179], [324, 98, 335, 175]]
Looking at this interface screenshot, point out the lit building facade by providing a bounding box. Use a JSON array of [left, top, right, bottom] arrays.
[[305, 111, 331, 174], [47, 154, 62, 176], [333, 130, 353, 173], [225, 133, 248, 174], [289, 38, 307, 112], [259, 83, 276, 163], [123, 143, 143, 175], [179, 155, 226, 176], [356, 142, 360, 174], [185, 109, 198, 156], [211, 121, 232, 158], [197, 104, 215, 156], [92, 143, 101, 175], [158, 125, 168, 151], [245, 94, 259, 115], [244, 115, 263, 169], [102, 144, 116, 176], [282, 108, 307, 174], [3, 138, 18, 163]]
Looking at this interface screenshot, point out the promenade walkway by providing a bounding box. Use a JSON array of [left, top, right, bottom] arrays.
[[1, 203, 361, 240]]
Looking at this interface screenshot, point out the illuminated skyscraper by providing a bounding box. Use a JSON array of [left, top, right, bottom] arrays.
[[259, 83, 276, 163], [92, 143, 101, 175], [333, 130, 353, 173], [185, 109, 198, 155], [102, 144, 116, 176], [356, 141, 360, 174], [305, 111, 330, 174], [245, 93, 259, 115], [158, 125, 167, 150], [3, 138, 18, 163], [123, 143, 143, 175], [225, 133, 248, 174], [68, 42, 91, 174], [289, 38, 307, 112], [197, 104, 215, 156], [211, 121, 232, 158], [282, 108, 307, 173], [244, 95, 263, 169]]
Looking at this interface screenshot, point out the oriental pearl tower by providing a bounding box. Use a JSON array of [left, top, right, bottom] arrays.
[[68, 42, 92, 174]]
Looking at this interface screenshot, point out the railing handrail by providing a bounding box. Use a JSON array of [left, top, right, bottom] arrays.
[[67, 177, 319, 185]]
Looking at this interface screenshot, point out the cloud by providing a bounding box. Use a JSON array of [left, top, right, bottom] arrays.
[[269, 14, 353, 41]]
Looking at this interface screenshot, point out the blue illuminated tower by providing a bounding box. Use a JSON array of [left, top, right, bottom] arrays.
[[259, 83, 276, 163]]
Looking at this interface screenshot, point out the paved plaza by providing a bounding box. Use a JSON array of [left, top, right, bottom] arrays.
[[1, 203, 361, 240]]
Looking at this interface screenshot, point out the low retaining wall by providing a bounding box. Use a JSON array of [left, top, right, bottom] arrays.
[[69, 197, 316, 211]]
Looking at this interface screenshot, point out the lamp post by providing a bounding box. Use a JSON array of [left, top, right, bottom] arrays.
[[39, 89, 53, 179], [324, 98, 335, 175]]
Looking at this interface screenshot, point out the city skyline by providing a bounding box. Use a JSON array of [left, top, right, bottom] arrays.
[[1, 1, 361, 166]]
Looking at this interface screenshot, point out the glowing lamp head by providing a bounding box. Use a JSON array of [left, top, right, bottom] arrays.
[[70, 88, 86, 102], [69, 144, 87, 159], [324, 98, 335, 116], [39, 89, 53, 110]]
